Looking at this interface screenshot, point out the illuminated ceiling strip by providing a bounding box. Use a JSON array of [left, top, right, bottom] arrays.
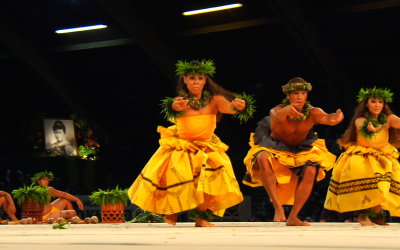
[[55, 25, 107, 34], [183, 3, 243, 16]]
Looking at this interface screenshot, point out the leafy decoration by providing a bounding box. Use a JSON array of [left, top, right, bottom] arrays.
[[31, 170, 54, 185], [128, 208, 165, 223], [79, 145, 98, 158], [53, 221, 69, 229], [89, 185, 129, 206], [282, 98, 312, 122], [357, 87, 393, 103], [178, 90, 211, 110], [160, 97, 185, 122], [282, 82, 312, 94], [359, 112, 387, 140], [175, 59, 216, 77], [232, 92, 256, 124], [354, 209, 387, 221], [12, 184, 54, 207], [189, 209, 214, 222]]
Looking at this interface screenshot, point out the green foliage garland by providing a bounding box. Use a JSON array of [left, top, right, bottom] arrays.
[[359, 112, 387, 140], [282, 82, 312, 94], [12, 184, 54, 207], [129, 208, 165, 223], [160, 97, 185, 122], [31, 170, 54, 185], [89, 186, 129, 206], [232, 92, 256, 124], [354, 209, 387, 221], [357, 87, 393, 103], [175, 59, 216, 77], [189, 208, 214, 222], [53, 221, 69, 229], [282, 98, 312, 122], [178, 90, 211, 110]]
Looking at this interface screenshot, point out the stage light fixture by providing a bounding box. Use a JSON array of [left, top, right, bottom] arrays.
[[183, 3, 242, 16], [55, 24, 107, 34]]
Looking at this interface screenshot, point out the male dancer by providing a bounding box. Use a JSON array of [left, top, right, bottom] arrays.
[[32, 171, 84, 221], [243, 77, 343, 226]]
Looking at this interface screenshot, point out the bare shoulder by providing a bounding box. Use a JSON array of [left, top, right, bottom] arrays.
[[271, 104, 284, 112], [309, 107, 323, 115]]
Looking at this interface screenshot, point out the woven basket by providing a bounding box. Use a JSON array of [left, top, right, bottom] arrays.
[[101, 203, 125, 223], [21, 198, 44, 224]]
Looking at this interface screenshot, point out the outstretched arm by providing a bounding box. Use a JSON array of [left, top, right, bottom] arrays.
[[271, 104, 304, 122], [313, 108, 344, 126], [214, 95, 245, 114], [388, 114, 400, 129], [48, 187, 84, 210]]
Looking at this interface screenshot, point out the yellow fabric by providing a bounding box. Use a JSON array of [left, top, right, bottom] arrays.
[[243, 133, 336, 205], [325, 130, 400, 216], [42, 206, 60, 220], [128, 115, 243, 216]]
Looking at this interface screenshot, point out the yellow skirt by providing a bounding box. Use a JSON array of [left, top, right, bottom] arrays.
[[128, 125, 243, 216], [324, 143, 400, 216], [243, 133, 336, 205]]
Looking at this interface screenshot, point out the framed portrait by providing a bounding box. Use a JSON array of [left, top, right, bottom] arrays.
[[43, 119, 78, 156]]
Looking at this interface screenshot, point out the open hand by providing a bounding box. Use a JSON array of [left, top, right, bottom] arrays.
[[232, 98, 246, 111], [285, 104, 304, 118], [330, 109, 344, 124], [367, 121, 384, 132], [173, 97, 189, 111]]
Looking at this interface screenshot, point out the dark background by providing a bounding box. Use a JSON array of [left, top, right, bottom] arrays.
[[1, 0, 400, 196]]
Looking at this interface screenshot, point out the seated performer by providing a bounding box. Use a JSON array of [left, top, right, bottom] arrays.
[[243, 77, 343, 226], [128, 60, 255, 227], [0, 190, 18, 223], [325, 87, 400, 226], [32, 171, 84, 221]]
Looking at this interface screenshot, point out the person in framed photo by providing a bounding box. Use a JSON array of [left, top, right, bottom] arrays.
[[50, 120, 75, 156]]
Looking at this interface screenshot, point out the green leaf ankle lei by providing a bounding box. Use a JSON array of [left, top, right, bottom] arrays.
[[282, 98, 312, 122], [178, 90, 211, 110], [232, 92, 256, 124], [189, 208, 214, 222], [354, 209, 387, 221], [359, 111, 387, 140]]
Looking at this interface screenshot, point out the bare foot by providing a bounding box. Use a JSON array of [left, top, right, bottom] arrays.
[[195, 218, 215, 227], [273, 206, 286, 222], [286, 217, 310, 226], [165, 214, 178, 226], [371, 219, 389, 226], [358, 214, 375, 226]]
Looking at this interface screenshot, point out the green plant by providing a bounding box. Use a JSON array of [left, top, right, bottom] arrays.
[[12, 184, 55, 207], [129, 208, 165, 223], [89, 186, 129, 206], [79, 145, 98, 158]]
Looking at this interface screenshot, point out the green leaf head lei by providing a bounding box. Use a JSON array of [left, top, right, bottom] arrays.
[[357, 87, 393, 103], [31, 170, 54, 185], [175, 59, 216, 78], [282, 81, 312, 94]]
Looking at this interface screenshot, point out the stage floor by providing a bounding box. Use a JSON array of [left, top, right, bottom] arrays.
[[1, 222, 399, 250]]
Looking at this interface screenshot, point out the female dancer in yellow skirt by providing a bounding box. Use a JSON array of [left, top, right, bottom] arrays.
[[325, 87, 400, 226], [128, 60, 255, 227]]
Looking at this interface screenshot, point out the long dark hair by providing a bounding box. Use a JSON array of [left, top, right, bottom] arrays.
[[176, 61, 235, 121], [338, 98, 399, 146]]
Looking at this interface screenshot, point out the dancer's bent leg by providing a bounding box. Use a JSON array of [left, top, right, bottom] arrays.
[[257, 151, 286, 222], [286, 166, 316, 226]]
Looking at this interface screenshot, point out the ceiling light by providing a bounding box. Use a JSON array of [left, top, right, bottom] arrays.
[[183, 3, 242, 16], [55, 24, 107, 34]]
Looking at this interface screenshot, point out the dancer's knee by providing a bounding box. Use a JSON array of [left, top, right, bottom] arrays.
[[257, 151, 271, 169], [303, 166, 317, 182]]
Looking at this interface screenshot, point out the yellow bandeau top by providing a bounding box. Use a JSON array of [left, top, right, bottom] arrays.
[[176, 114, 216, 142], [356, 129, 389, 149]]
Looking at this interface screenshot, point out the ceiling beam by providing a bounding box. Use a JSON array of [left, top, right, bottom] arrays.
[[98, 0, 177, 86], [46, 38, 135, 53], [316, 0, 400, 16], [0, 20, 77, 108]]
